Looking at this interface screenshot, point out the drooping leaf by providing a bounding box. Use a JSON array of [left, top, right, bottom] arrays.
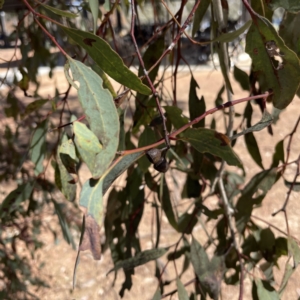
[[21, 99, 48, 119], [30, 119, 47, 175], [66, 57, 119, 179], [88, 0, 99, 33], [268, 0, 300, 13], [278, 262, 295, 297], [189, 76, 205, 128], [62, 28, 151, 95], [176, 278, 189, 300], [235, 169, 277, 232], [214, 20, 252, 43], [52, 199, 76, 249], [138, 127, 157, 172], [37, 0, 78, 18], [244, 132, 264, 169], [181, 128, 242, 166], [107, 248, 167, 275], [245, 16, 300, 109], [152, 288, 162, 300], [255, 278, 280, 300], [233, 65, 250, 91], [73, 121, 102, 176], [231, 110, 273, 140], [0, 182, 35, 218], [288, 237, 300, 266], [192, 0, 211, 37], [271, 139, 284, 167]]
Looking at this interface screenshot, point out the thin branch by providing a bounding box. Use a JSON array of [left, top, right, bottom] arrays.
[[130, 0, 170, 148]]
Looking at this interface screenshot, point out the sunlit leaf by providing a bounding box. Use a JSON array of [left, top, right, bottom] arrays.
[[66, 57, 119, 179], [73, 121, 102, 176], [62, 28, 151, 95], [181, 128, 242, 166], [192, 0, 211, 37], [278, 263, 294, 297], [88, 0, 98, 33], [176, 278, 189, 300], [107, 248, 167, 275], [255, 278, 280, 300], [246, 16, 300, 109], [152, 288, 162, 300], [164, 106, 189, 129], [37, 1, 78, 18], [288, 237, 300, 266]]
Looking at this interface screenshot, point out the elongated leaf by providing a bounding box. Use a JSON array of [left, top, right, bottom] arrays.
[[52, 199, 76, 249], [73, 122, 102, 175], [288, 237, 300, 266], [182, 128, 241, 166], [279, 262, 294, 297], [244, 132, 264, 169], [177, 278, 189, 300], [255, 279, 280, 300], [189, 76, 205, 128], [279, 12, 300, 58], [233, 66, 250, 91], [21, 99, 48, 119], [192, 0, 211, 37], [160, 175, 177, 230], [152, 288, 162, 300], [107, 248, 167, 274], [245, 16, 300, 109], [138, 127, 156, 172], [164, 106, 189, 129], [62, 28, 151, 95], [66, 57, 119, 179], [214, 20, 252, 43], [88, 0, 98, 34], [268, 0, 300, 13], [0, 182, 35, 218], [37, 1, 78, 18], [30, 120, 47, 175], [231, 111, 273, 140], [235, 169, 277, 232]]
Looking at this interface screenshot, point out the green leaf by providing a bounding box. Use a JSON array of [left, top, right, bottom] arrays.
[[235, 169, 277, 232], [73, 122, 102, 176], [88, 0, 99, 34], [160, 175, 177, 230], [107, 248, 167, 275], [138, 127, 157, 172], [21, 99, 48, 119], [189, 76, 205, 128], [268, 0, 300, 13], [258, 228, 275, 251], [288, 237, 300, 266], [66, 57, 119, 179], [0, 182, 35, 218], [244, 132, 264, 169], [245, 16, 300, 109], [231, 110, 273, 140], [177, 211, 198, 234], [30, 120, 47, 175], [181, 128, 241, 166], [61, 28, 151, 95], [233, 66, 250, 91], [271, 139, 284, 168], [255, 279, 280, 300], [278, 262, 294, 297], [152, 288, 162, 300], [192, 0, 211, 37], [176, 278, 189, 300], [279, 12, 300, 58], [284, 179, 300, 192], [52, 199, 76, 249], [214, 20, 252, 43], [164, 106, 189, 129], [37, 0, 78, 18], [56, 139, 77, 201]]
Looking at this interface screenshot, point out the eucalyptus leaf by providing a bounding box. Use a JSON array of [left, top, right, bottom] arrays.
[[61, 28, 151, 95]]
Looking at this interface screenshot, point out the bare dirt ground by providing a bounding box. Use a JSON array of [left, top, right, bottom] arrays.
[[1, 50, 300, 299]]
